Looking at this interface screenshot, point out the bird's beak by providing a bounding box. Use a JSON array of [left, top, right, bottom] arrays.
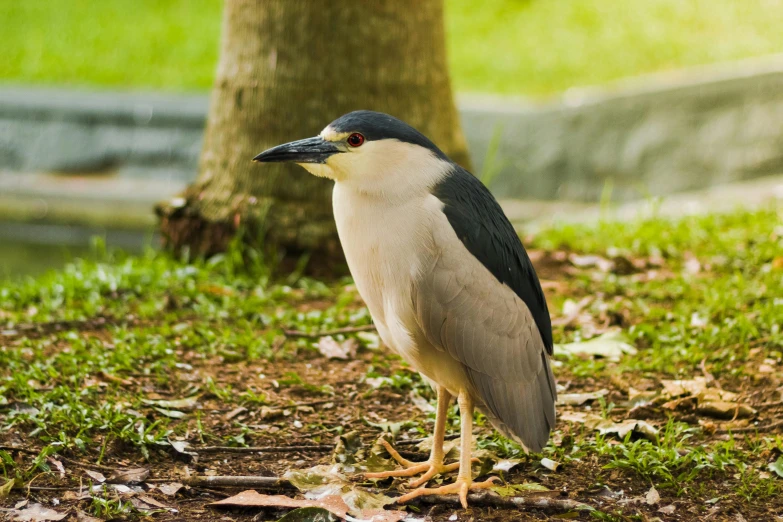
[[252, 136, 342, 164]]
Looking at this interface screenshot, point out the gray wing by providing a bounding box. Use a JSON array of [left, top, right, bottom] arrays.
[[414, 224, 556, 452]]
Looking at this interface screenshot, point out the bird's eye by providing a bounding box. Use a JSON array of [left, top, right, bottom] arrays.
[[347, 133, 365, 147]]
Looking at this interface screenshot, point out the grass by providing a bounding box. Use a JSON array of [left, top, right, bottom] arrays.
[[2, 0, 783, 96], [1, 209, 782, 520]]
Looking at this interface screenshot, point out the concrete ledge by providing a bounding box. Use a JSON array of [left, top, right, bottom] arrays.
[[2, 54, 783, 206]]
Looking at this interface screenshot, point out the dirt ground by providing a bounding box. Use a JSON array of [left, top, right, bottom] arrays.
[[3, 215, 783, 521]]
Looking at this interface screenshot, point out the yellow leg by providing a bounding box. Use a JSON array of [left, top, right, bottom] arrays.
[[365, 387, 462, 485], [396, 391, 499, 508]]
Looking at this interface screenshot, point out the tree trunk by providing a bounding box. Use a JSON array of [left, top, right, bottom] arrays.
[[157, 0, 470, 260]]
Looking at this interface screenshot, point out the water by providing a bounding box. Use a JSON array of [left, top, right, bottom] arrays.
[[0, 223, 155, 279]]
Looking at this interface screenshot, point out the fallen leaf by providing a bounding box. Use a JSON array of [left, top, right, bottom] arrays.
[[317, 337, 358, 360], [540, 458, 561, 471], [7, 503, 67, 521], [363, 418, 414, 438], [130, 495, 176, 513], [557, 389, 608, 406], [107, 467, 150, 484], [141, 396, 199, 411], [224, 406, 248, 420], [357, 508, 409, 522], [493, 459, 524, 472], [409, 390, 435, 413], [658, 504, 676, 514], [169, 440, 198, 457], [660, 378, 708, 398], [157, 482, 184, 496], [62, 491, 91, 501], [261, 406, 285, 420], [598, 419, 659, 441], [646, 486, 660, 505], [154, 407, 187, 419], [491, 483, 552, 497], [356, 332, 381, 349], [84, 470, 106, 483], [554, 331, 637, 362], [568, 253, 614, 272], [47, 458, 65, 479], [212, 491, 350, 520], [0, 478, 14, 499], [276, 507, 336, 522], [628, 387, 659, 406], [364, 377, 392, 389], [769, 457, 783, 478], [285, 465, 395, 513], [696, 400, 756, 419], [559, 411, 606, 429]]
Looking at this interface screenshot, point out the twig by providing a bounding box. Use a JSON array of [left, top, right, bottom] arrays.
[[715, 419, 783, 434], [0, 445, 39, 455], [757, 400, 783, 409], [182, 475, 288, 488], [285, 398, 349, 408], [398, 490, 593, 512], [197, 445, 333, 454], [153, 475, 592, 513], [283, 325, 376, 338]]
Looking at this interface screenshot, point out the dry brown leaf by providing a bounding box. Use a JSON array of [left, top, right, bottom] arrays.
[[107, 467, 150, 484], [557, 389, 608, 406], [646, 486, 660, 505], [7, 503, 67, 521], [210, 491, 349, 519], [157, 482, 184, 496], [660, 377, 707, 398], [697, 401, 756, 419], [84, 470, 105, 483], [317, 337, 358, 360]]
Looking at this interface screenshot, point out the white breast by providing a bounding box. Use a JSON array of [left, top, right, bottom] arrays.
[[332, 184, 470, 393]]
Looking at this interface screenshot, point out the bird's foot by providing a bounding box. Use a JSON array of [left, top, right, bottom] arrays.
[[364, 439, 471, 486], [397, 475, 500, 509]]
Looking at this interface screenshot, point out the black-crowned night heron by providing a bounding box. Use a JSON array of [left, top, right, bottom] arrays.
[[254, 111, 556, 508]]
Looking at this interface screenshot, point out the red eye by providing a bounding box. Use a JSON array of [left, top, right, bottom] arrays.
[[347, 133, 365, 147]]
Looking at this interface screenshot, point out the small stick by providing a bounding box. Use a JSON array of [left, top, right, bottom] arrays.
[[183, 475, 287, 488], [715, 419, 783, 434], [154, 476, 592, 513], [399, 490, 593, 512], [0, 445, 39, 454], [283, 325, 376, 338], [197, 445, 333, 454]]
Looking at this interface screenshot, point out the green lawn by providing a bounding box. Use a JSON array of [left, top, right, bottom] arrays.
[[1, 209, 782, 520], [2, 0, 783, 96]]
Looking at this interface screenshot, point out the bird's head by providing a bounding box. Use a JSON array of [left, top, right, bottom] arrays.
[[253, 111, 451, 195]]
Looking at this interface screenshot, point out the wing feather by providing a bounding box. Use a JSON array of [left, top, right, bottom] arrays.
[[412, 170, 557, 452]]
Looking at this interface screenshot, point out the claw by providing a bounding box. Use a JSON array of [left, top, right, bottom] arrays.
[[364, 439, 471, 485], [397, 475, 500, 509]]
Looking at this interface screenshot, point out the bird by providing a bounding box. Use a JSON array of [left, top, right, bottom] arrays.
[[253, 111, 556, 508]]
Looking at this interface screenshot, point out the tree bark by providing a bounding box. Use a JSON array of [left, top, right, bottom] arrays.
[[157, 0, 471, 260]]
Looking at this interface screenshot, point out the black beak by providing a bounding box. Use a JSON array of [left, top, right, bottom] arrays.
[[252, 136, 342, 164]]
